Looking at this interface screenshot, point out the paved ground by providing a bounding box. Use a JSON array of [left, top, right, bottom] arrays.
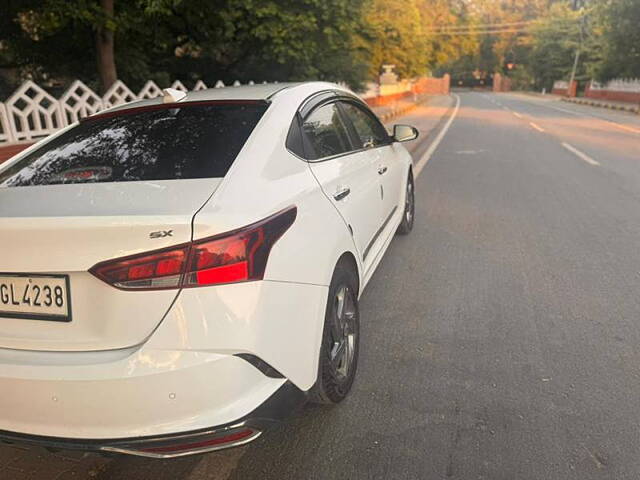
[[3, 91, 640, 479]]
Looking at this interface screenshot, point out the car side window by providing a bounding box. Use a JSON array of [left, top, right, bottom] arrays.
[[301, 103, 352, 160], [340, 102, 390, 149]]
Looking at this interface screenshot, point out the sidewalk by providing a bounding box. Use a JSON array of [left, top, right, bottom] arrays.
[[370, 93, 434, 122], [561, 96, 640, 114]]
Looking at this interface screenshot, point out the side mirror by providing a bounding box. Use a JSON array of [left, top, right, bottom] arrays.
[[392, 124, 419, 143]]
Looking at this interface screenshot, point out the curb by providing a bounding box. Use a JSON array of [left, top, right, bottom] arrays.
[[378, 96, 433, 123], [561, 97, 640, 114]]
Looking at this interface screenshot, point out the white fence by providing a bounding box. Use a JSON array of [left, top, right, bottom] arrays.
[[589, 78, 640, 93], [553, 80, 569, 90], [0, 78, 263, 145]]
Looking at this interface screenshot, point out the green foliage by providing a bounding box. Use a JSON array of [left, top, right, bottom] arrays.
[[526, 0, 639, 89], [0, 0, 370, 92], [528, 3, 584, 90], [593, 0, 640, 81], [2, 0, 638, 96], [361, 0, 477, 79]]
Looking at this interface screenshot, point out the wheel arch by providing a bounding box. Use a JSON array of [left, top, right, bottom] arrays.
[[335, 251, 360, 297]]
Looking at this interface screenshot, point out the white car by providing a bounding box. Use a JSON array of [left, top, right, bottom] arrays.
[[0, 82, 417, 457]]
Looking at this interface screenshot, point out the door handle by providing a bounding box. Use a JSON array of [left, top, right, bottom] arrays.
[[378, 166, 388, 175], [333, 187, 351, 201]]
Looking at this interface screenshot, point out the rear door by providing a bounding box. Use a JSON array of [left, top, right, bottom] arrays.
[[300, 101, 383, 266]]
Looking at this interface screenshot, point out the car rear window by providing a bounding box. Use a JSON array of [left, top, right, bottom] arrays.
[[0, 102, 268, 187]]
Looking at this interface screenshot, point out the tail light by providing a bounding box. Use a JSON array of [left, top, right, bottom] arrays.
[[90, 206, 296, 290]]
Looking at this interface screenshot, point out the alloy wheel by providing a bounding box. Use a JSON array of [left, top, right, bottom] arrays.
[[329, 285, 357, 381]]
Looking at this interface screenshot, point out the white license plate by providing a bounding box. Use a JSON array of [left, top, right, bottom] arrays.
[[0, 274, 71, 322]]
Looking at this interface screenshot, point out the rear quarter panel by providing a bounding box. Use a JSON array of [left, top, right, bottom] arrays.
[[191, 86, 363, 288]]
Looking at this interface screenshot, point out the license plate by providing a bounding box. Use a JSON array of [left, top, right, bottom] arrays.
[[0, 274, 71, 322]]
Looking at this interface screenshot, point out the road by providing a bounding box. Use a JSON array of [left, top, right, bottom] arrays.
[[3, 92, 640, 479]]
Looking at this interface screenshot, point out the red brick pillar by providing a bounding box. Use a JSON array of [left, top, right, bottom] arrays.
[[568, 80, 578, 98], [503, 76, 512, 92], [493, 73, 502, 93], [443, 74, 450, 94]]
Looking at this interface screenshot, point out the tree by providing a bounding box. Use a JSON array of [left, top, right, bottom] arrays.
[[361, 0, 429, 78], [153, 0, 370, 87], [0, 0, 161, 92], [95, 0, 117, 90], [527, 2, 605, 91], [0, 0, 373, 93], [593, 0, 640, 80], [359, 0, 478, 80]]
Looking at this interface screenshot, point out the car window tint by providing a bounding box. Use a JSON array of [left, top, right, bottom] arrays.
[[0, 103, 267, 187], [340, 102, 389, 148], [301, 103, 352, 160]]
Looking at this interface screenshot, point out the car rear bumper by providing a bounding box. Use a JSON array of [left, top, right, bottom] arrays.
[[0, 381, 306, 458], [0, 280, 325, 450], [0, 346, 290, 439]]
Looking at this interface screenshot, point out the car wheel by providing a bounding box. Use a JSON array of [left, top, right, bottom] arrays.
[[309, 262, 360, 404], [397, 171, 414, 235]]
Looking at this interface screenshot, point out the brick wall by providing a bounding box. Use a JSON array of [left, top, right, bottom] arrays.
[[493, 73, 512, 93], [585, 85, 640, 103], [0, 143, 30, 164], [412, 75, 450, 95], [364, 75, 450, 108], [552, 80, 578, 97]]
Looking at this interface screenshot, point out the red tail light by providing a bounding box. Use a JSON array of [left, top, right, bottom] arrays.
[[90, 206, 297, 290]]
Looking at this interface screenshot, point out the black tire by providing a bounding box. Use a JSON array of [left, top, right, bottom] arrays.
[[397, 171, 415, 235], [309, 262, 360, 404]]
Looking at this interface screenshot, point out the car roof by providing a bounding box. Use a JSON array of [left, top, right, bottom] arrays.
[[185, 82, 303, 100], [99, 82, 353, 116]]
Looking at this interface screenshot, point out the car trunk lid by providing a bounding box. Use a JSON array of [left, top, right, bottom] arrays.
[[0, 179, 220, 351]]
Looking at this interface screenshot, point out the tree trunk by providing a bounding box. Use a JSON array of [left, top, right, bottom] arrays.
[[95, 0, 117, 93]]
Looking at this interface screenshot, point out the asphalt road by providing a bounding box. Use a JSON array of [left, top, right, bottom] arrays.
[[3, 92, 640, 479]]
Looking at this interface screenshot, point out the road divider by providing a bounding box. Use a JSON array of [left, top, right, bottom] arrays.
[[562, 96, 639, 115]]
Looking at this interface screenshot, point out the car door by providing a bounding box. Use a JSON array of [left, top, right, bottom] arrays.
[[299, 101, 383, 265], [338, 101, 403, 242]]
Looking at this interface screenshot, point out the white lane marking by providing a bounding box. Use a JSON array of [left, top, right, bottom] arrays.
[[513, 112, 523, 119], [511, 95, 640, 135], [456, 149, 485, 155], [562, 142, 600, 166], [529, 122, 545, 132], [415, 93, 460, 177]]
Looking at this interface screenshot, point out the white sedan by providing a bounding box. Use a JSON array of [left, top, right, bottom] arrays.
[[0, 82, 417, 457]]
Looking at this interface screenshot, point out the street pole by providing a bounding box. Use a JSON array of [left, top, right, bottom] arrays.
[[568, 48, 580, 93], [568, 1, 585, 97]]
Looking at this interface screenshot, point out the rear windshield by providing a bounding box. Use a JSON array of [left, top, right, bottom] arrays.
[[0, 102, 268, 187]]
